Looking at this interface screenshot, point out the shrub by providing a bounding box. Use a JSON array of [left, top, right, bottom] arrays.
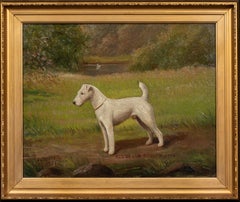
[[130, 24, 215, 71]]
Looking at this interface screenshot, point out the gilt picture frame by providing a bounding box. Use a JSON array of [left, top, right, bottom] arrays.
[[0, 0, 238, 199]]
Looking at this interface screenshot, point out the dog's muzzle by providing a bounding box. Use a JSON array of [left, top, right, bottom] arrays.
[[73, 101, 83, 106]]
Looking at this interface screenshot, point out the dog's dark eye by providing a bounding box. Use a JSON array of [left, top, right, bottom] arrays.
[[80, 92, 84, 95]]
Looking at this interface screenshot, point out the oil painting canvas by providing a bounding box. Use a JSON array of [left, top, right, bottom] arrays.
[[23, 23, 216, 178]]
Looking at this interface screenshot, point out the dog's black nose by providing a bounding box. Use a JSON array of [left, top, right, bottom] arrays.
[[73, 101, 76, 105]]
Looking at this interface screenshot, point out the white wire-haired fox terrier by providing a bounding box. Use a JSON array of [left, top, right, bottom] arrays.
[[73, 81, 164, 155]]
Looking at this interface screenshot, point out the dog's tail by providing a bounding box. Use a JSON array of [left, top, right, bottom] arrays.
[[139, 81, 148, 101]]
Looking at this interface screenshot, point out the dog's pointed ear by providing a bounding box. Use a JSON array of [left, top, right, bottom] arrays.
[[85, 84, 93, 92], [88, 86, 93, 92]]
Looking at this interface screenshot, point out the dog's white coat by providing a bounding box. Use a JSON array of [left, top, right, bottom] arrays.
[[73, 82, 164, 155]]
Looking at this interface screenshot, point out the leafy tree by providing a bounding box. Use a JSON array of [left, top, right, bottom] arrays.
[[23, 24, 89, 72], [23, 25, 50, 71]]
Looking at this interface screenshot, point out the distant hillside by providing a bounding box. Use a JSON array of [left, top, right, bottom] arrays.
[[83, 24, 168, 56]]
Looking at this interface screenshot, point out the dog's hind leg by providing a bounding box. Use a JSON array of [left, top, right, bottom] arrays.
[[153, 127, 164, 147], [135, 114, 164, 147], [99, 121, 109, 152], [134, 116, 154, 145]]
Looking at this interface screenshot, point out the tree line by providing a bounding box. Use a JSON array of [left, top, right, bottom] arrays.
[[23, 24, 215, 72]]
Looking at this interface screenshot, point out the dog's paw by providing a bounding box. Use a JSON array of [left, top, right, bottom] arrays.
[[103, 148, 108, 152], [145, 139, 153, 145], [158, 141, 164, 147], [108, 150, 115, 155]]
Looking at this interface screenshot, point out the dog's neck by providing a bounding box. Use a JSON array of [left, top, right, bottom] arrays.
[[90, 86, 107, 111]]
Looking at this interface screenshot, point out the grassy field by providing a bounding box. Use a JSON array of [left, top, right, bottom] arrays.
[[23, 67, 216, 177]]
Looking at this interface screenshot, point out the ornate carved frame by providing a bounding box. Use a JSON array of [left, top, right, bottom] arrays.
[[0, 0, 238, 199]]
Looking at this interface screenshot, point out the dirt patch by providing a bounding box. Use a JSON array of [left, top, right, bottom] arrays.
[[24, 128, 216, 177]]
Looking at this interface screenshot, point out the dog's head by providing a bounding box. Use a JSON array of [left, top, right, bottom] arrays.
[[73, 84, 94, 106]]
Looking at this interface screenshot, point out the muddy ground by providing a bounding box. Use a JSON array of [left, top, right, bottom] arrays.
[[24, 127, 216, 178]]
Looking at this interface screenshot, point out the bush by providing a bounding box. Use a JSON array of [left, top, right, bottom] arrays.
[[130, 24, 215, 71]]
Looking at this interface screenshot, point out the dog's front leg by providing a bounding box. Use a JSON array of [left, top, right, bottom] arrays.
[[99, 121, 109, 152], [105, 123, 115, 155]]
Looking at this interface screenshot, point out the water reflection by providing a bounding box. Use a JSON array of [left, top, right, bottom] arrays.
[[82, 63, 129, 76]]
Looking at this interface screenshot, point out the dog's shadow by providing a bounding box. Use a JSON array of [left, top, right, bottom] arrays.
[[115, 137, 146, 152], [115, 132, 188, 153], [163, 132, 188, 148]]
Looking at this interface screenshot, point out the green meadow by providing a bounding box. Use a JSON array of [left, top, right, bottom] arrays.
[[23, 67, 216, 177]]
